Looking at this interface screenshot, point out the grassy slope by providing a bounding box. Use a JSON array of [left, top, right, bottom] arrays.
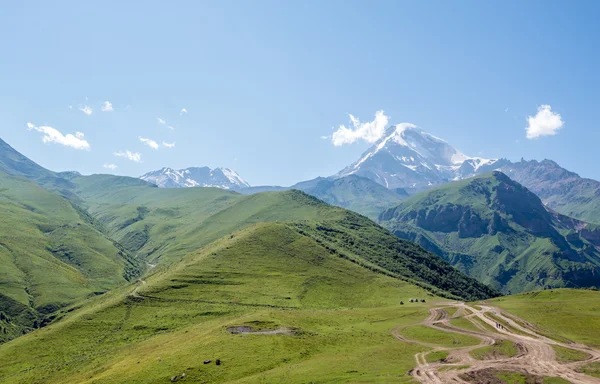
[[469, 339, 518, 360], [379, 172, 600, 294], [0, 173, 140, 342], [491, 288, 600, 347], [71, 175, 339, 265], [70, 174, 497, 301], [0, 223, 440, 383]]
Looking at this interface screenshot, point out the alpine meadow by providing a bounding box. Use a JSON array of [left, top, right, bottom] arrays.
[[2, 2, 600, 383]]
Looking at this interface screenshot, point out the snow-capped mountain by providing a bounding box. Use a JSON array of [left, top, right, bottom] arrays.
[[336, 124, 508, 192], [140, 166, 250, 190]]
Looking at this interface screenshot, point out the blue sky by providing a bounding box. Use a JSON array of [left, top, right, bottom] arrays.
[[1, 1, 599, 186]]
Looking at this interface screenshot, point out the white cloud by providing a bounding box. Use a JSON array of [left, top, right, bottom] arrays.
[[79, 105, 93, 116], [68, 105, 73, 109], [139, 137, 159, 150], [331, 110, 389, 146], [320, 135, 329, 140], [101, 101, 113, 112], [114, 150, 142, 163], [526, 105, 564, 139], [162, 141, 176, 148], [103, 163, 117, 170], [157, 118, 166, 125], [26, 122, 90, 150], [180, 108, 187, 115], [167, 125, 174, 130]]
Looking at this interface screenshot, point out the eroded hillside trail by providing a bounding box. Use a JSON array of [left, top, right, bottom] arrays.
[[394, 302, 600, 383]]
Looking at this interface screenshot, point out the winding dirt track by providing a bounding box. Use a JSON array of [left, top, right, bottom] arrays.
[[394, 302, 600, 383]]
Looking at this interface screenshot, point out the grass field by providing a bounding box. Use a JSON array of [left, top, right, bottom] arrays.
[[449, 317, 481, 333], [493, 371, 571, 384], [396, 325, 479, 348], [491, 289, 600, 347], [0, 223, 443, 383], [579, 362, 600, 379], [551, 344, 591, 363], [425, 350, 449, 363], [444, 306, 459, 318], [469, 339, 518, 360]]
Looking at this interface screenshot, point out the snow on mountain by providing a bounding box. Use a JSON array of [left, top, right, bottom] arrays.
[[336, 124, 507, 192], [140, 166, 250, 190]]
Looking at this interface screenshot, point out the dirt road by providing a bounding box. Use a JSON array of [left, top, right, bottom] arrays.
[[395, 302, 600, 383]]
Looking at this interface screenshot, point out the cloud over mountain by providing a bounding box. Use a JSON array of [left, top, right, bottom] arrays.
[[332, 110, 389, 146], [26, 122, 90, 150], [526, 105, 564, 139]]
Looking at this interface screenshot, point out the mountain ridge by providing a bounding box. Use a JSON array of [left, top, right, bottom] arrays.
[[379, 171, 600, 294]]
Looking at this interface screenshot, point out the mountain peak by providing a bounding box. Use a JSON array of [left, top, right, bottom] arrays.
[[336, 125, 500, 192], [140, 166, 250, 190]]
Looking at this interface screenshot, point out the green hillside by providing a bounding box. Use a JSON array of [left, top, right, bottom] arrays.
[[66, 173, 496, 300], [0, 138, 75, 191], [3, 141, 600, 383], [0, 149, 496, 345], [0, 173, 141, 342], [0, 223, 447, 383], [379, 172, 600, 294]]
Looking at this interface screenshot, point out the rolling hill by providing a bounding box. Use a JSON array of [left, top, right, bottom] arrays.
[[66, 172, 495, 300], [0, 221, 487, 383], [379, 172, 600, 294], [3, 139, 600, 383], [0, 137, 497, 344], [0, 173, 141, 342]]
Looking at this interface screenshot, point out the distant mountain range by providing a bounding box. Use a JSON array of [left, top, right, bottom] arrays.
[[138, 125, 600, 224], [140, 166, 250, 190], [134, 124, 600, 227], [499, 159, 600, 224]]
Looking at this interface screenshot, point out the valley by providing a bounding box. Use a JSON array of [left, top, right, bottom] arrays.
[[2, 135, 600, 383], [3, 3, 600, 383]]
